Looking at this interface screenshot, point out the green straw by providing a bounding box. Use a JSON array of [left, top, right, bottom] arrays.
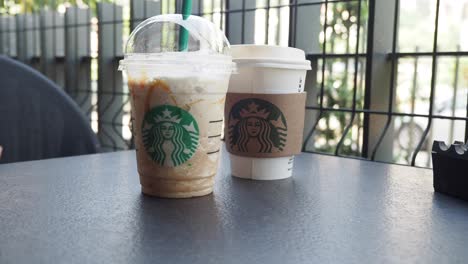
[[178, 0, 192, 51]]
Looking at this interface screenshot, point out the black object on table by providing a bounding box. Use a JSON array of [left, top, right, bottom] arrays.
[[1, 150, 468, 264], [432, 141, 468, 201]]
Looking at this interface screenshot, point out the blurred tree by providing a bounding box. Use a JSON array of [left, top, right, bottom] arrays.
[[0, 0, 110, 14], [312, 1, 367, 156]]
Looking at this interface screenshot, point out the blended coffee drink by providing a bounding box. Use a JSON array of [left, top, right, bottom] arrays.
[[128, 75, 229, 197], [120, 15, 234, 198]]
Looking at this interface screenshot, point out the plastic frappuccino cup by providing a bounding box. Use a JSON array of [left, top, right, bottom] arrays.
[[119, 14, 235, 198], [225, 45, 311, 180]]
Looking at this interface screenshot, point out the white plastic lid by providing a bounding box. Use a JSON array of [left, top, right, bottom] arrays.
[[119, 14, 235, 74], [231, 45, 311, 70]]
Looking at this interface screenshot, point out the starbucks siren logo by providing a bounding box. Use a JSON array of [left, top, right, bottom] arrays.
[[142, 105, 199, 167], [228, 98, 287, 153]]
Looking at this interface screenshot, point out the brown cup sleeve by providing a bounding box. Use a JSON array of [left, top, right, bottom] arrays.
[[224, 92, 307, 158]]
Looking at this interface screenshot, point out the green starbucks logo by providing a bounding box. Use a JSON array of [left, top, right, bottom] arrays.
[[142, 105, 199, 167], [228, 98, 287, 153]]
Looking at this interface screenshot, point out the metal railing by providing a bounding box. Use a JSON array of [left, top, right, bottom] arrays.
[[1, 0, 467, 167]]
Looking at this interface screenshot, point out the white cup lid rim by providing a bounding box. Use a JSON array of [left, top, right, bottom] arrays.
[[231, 45, 307, 61]]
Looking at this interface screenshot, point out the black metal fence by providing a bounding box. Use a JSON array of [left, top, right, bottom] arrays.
[[1, 0, 467, 167]]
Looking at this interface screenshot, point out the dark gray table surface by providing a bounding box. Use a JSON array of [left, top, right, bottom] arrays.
[[1, 150, 468, 264]]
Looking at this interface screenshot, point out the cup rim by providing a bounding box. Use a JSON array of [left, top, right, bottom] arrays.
[[119, 52, 236, 74]]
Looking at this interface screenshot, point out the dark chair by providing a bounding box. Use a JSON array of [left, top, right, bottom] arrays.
[[0, 55, 99, 163]]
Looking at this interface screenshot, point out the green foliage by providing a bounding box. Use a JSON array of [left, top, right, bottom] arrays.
[[312, 1, 368, 156], [0, 0, 111, 14]]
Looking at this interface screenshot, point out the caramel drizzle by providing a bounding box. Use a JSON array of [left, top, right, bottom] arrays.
[[143, 79, 172, 112]]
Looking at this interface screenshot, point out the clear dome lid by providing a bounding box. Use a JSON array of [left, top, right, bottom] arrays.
[[120, 14, 234, 74]]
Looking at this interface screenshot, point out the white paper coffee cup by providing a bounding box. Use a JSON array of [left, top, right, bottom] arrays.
[[227, 45, 311, 180]]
